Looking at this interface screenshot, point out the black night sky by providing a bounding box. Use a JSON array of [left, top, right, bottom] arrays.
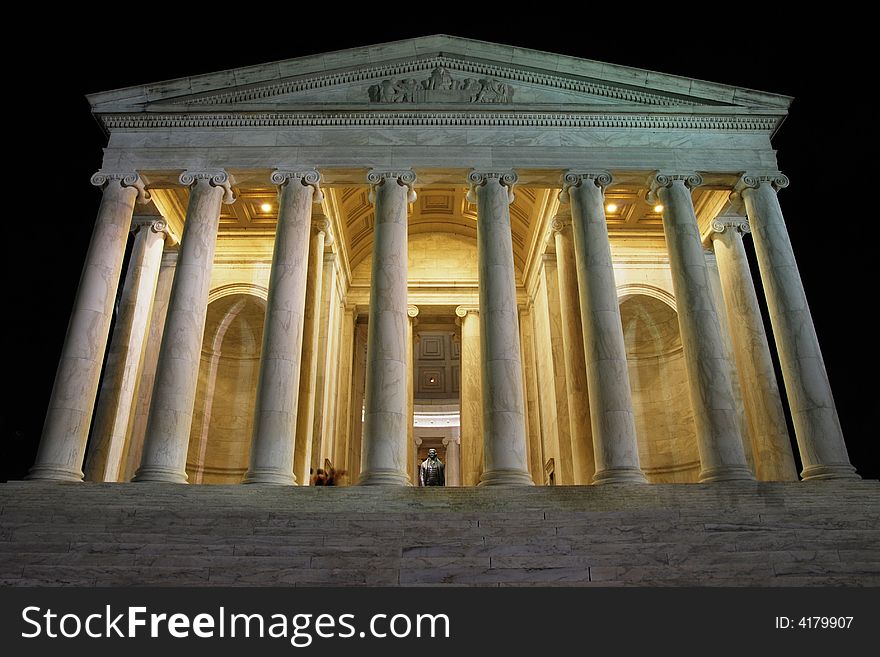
[[5, 14, 875, 482]]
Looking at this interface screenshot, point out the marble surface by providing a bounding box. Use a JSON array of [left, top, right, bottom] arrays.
[[652, 175, 752, 482], [85, 219, 166, 482], [741, 177, 857, 480], [565, 173, 645, 484], [134, 172, 234, 483], [456, 307, 483, 487], [470, 172, 533, 486], [244, 171, 321, 485], [359, 171, 415, 485], [704, 248, 754, 472], [553, 219, 596, 484], [293, 225, 326, 484], [123, 249, 178, 481], [710, 219, 797, 481], [28, 174, 147, 482]]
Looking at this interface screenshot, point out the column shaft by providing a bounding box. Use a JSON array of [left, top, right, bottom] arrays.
[[29, 172, 147, 481], [652, 174, 752, 481], [406, 306, 419, 484], [134, 171, 234, 483], [443, 434, 462, 486], [553, 219, 596, 484], [564, 172, 645, 484], [244, 171, 321, 485], [309, 255, 338, 475], [347, 322, 369, 483], [359, 171, 415, 485], [122, 248, 178, 481], [518, 306, 544, 482], [469, 171, 533, 486], [85, 217, 166, 481], [711, 218, 797, 480], [292, 225, 326, 483], [704, 247, 754, 472], [333, 305, 357, 476], [456, 308, 483, 486], [740, 176, 857, 479]]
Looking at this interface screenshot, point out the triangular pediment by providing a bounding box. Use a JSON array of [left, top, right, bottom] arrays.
[[88, 35, 791, 117]]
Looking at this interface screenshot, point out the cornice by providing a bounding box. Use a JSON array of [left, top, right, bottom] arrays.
[[171, 55, 701, 108], [100, 111, 779, 132]]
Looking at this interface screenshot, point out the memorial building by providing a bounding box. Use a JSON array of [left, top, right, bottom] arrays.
[[27, 35, 859, 489]]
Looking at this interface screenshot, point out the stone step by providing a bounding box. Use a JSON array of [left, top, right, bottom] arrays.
[[1, 481, 877, 587]]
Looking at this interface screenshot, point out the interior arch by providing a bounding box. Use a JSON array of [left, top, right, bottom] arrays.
[[620, 294, 700, 483]]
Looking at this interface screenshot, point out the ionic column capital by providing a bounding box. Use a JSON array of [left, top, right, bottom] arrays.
[[467, 170, 517, 204], [737, 172, 790, 193], [558, 171, 612, 203], [311, 216, 334, 246], [550, 213, 572, 233], [367, 170, 417, 203], [454, 305, 479, 319], [131, 216, 178, 244], [90, 171, 150, 204], [709, 216, 751, 241], [179, 170, 236, 204], [271, 169, 324, 203], [646, 172, 703, 203], [407, 305, 420, 319], [442, 437, 461, 447]]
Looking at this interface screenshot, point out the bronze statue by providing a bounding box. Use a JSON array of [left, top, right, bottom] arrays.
[[418, 448, 445, 486]]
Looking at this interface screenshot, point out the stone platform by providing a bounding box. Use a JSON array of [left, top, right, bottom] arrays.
[[1, 480, 878, 587]]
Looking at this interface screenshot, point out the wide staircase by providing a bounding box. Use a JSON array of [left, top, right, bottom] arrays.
[[1, 480, 878, 586]]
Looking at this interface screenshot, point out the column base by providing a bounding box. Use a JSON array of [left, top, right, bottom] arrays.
[[478, 468, 534, 486], [132, 465, 189, 483], [801, 463, 860, 481], [358, 469, 411, 486], [699, 465, 755, 483], [242, 469, 297, 485], [592, 467, 647, 485], [25, 465, 84, 482]]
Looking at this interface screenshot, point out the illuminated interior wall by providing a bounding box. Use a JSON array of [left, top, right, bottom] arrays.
[[187, 294, 265, 484], [620, 294, 700, 483]]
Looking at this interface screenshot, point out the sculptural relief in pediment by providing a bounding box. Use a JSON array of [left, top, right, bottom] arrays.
[[367, 67, 514, 104]]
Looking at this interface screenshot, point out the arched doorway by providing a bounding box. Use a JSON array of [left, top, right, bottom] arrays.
[[620, 294, 700, 483], [187, 294, 265, 483]]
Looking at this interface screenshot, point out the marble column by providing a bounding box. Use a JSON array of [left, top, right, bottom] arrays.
[[84, 216, 169, 482], [518, 305, 544, 482], [737, 174, 857, 480], [443, 433, 462, 486], [455, 306, 483, 486], [122, 246, 178, 481], [333, 304, 358, 475], [309, 253, 339, 475], [359, 170, 416, 485], [648, 173, 752, 482], [703, 246, 754, 472], [244, 170, 323, 485], [550, 214, 596, 485], [134, 171, 234, 483], [407, 305, 419, 485], [28, 172, 149, 481], [348, 321, 369, 483], [709, 216, 798, 481], [292, 219, 327, 484], [467, 171, 533, 486], [560, 172, 645, 484]]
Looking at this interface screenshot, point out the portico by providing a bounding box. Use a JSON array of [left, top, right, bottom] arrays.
[[27, 35, 858, 487]]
